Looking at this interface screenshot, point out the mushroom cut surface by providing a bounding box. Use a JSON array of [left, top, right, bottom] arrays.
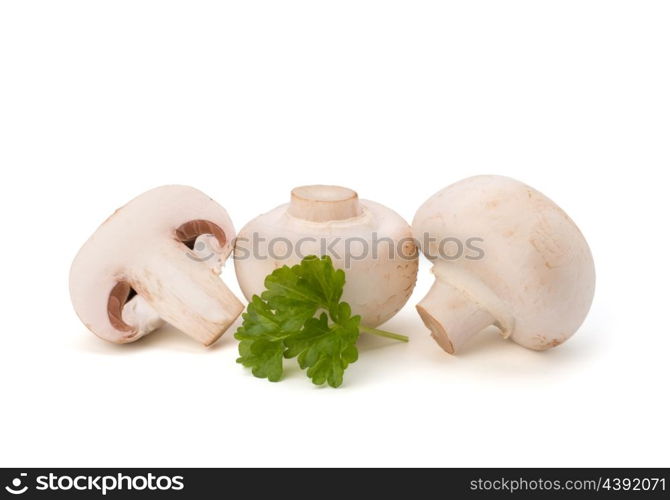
[[69, 185, 243, 346]]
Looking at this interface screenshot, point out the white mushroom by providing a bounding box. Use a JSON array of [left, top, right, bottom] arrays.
[[234, 185, 418, 327], [69, 185, 244, 346], [412, 175, 595, 353]]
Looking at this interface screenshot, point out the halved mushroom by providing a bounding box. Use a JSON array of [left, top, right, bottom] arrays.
[[413, 175, 595, 353], [69, 185, 244, 346]]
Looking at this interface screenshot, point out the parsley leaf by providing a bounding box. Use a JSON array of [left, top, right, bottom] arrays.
[[234, 296, 287, 382], [284, 304, 360, 388], [234, 255, 406, 388]]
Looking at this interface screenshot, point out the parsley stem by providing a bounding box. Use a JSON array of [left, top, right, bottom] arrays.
[[359, 325, 409, 343]]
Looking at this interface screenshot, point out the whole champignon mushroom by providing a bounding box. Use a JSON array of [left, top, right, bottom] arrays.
[[412, 175, 595, 353], [69, 185, 244, 346], [235, 185, 418, 327]]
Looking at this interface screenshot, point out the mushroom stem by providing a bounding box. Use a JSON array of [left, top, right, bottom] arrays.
[[288, 185, 361, 222], [127, 245, 244, 346], [359, 325, 409, 343], [416, 262, 507, 354], [122, 296, 165, 338]]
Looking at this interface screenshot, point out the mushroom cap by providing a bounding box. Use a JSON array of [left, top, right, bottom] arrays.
[[69, 185, 236, 343], [413, 175, 595, 350], [235, 194, 418, 327]]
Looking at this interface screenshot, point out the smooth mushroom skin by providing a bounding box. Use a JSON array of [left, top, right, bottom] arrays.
[[412, 175, 595, 353], [69, 185, 244, 346], [234, 185, 419, 327]]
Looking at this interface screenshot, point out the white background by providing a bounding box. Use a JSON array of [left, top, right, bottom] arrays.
[[1, 1, 668, 467]]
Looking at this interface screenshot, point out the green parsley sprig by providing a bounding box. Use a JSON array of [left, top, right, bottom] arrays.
[[234, 255, 409, 388]]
